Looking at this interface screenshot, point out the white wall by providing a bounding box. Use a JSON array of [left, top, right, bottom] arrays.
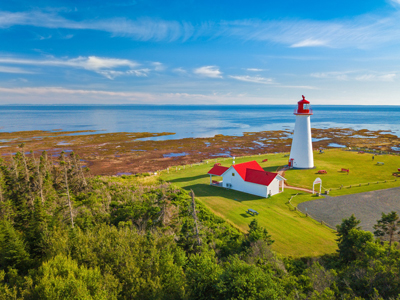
[[222, 167, 268, 198], [268, 178, 280, 196], [289, 114, 314, 169]]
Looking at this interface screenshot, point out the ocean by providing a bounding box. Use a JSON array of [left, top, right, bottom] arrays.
[[1, 105, 399, 139]]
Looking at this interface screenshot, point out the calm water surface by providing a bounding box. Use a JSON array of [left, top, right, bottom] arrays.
[[0, 105, 399, 139]]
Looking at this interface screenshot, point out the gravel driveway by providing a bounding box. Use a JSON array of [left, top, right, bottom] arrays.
[[297, 187, 400, 232]]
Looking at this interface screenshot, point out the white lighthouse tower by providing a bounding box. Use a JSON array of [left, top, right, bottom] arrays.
[[289, 95, 314, 169]]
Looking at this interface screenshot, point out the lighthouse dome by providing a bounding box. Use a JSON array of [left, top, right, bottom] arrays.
[[294, 95, 312, 115]]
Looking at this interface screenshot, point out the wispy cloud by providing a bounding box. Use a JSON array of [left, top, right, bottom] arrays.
[[355, 73, 396, 81], [0, 86, 276, 104], [311, 70, 396, 81], [246, 68, 265, 72], [388, 0, 400, 6], [0, 56, 148, 79], [229, 75, 274, 84], [310, 71, 352, 80], [290, 38, 328, 48], [2, 10, 400, 48], [0, 66, 35, 74], [172, 67, 187, 74], [152, 62, 165, 71], [193, 66, 222, 78], [0, 11, 189, 42]]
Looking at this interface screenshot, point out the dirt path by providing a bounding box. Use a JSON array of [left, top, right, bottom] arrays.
[[285, 184, 314, 194]]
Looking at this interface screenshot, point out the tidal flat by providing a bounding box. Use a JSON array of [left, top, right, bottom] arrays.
[[0, 128, 399, 175]]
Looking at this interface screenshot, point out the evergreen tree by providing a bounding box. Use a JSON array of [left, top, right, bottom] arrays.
[[373, 211, 400, 247], [247, 218, 274, 245], [336, 214, 361, 263], [0, 220, 31, 273]]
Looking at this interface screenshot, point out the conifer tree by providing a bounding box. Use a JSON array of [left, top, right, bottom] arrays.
[[374, 211, 400, 247], [336, 214, 361, 263]]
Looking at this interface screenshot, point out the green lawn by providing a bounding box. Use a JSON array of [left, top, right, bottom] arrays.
[[161, 155, 337, 257], [284, 149, 400, 195], [160, 150, 400, 257]]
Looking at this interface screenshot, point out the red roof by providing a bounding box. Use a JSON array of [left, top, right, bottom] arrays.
[[208, 160, 282, 186], [208, 165, 229, 176], [233, 161, 279, 186], [245, 169, 278, 186], [298, 95, 310, 104], [232, 160, 264, 179]]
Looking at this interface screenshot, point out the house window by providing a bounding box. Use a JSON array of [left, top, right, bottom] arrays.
[[232, 173, 235, 176]]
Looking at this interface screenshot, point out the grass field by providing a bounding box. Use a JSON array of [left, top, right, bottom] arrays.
[[160, 150, 400, 257], [161, 154, 337, 257], [284, 149, 400, 195]]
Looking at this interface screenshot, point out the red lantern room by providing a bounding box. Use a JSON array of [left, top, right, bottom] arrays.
[[294, 95, 313, 115]]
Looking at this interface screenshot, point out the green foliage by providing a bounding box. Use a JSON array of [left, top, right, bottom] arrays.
[[2, 151, 400, 299], [336, 214, 361, 263], [30, 254, 120, 300], [217, 256, 285, 300], [186, 251, 222, 300], [247, 218, 274, 245], [373, 211, 400, 247], [0, 220, 31, 273]]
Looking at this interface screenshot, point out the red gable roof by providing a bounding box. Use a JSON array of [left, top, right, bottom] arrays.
[[233, 161, 279, 186], [245, 169, 278, 186], [232, 160, 264, 179], [208, 165, 229, 176], [208, 160, 282, 186]]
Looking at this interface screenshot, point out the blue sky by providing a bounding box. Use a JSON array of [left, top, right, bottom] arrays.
[[1, 0, 400, 105]]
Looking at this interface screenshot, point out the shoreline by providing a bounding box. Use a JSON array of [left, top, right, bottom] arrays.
[[0, 127, 399, 175]]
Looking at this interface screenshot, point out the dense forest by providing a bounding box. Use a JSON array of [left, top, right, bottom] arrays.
[[0, 146, 400, 299]]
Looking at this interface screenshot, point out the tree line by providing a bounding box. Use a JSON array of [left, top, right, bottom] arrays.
[[0, 148, 400, 299]]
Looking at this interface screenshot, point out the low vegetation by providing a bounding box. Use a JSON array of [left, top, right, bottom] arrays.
[[1, 148, 400, 299]]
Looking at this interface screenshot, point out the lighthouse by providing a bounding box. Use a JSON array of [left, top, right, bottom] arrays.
[[289, 95, 314, 169]]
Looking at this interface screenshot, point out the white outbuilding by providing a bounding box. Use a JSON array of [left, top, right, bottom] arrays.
[[207, 161, 286, 198]]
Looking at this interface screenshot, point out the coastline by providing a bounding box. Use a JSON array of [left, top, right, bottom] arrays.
[[0, 127, 399, 175]]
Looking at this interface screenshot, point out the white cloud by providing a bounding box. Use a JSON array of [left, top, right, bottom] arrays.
[[0, 56, 147, 79], [280, 85, 317, 90], [229, 75, 274, 84], [193, 66, 222, 78], [172, 67, 187, 74], [3, 10, 400, 48], [0, 11, 187, 42], [0, 66, 35, 74], [310, 71, 351, 80], [355, 73, 396, 81], [290, 39, 328, 48], [0, 86, 274, 104], [152, 62, 165, 71], [311, 70, 396, 82], [246, 68, 264, 72], [68, 56, 138, 71], [388, 0, 400, 6]]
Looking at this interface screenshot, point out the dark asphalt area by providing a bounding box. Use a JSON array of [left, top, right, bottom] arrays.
[[297, 187, 400, 232]]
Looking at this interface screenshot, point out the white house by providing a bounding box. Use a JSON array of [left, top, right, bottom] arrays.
[[207, 161, 286, 198]]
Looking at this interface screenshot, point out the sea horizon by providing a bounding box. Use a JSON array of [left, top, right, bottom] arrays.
[[2, 105, 400, 139]]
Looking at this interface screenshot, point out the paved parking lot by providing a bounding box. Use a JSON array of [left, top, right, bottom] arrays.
[[297, 187, 400, 232]]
